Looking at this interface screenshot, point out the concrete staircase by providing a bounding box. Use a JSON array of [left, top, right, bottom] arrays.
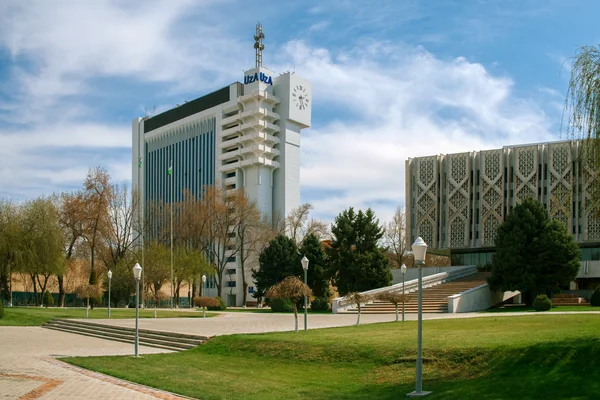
[[551, 293, 590, 306], [42, 319, 208, 351], [341, 273, 490, 314]]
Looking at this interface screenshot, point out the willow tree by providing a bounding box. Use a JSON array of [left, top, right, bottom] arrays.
[[564, 46, 600, 178]]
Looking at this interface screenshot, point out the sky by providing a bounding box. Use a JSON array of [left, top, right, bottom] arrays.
[[0, 0, 598, 224]]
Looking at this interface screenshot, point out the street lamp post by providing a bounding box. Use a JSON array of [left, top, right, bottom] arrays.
[[202, 274, 207, 318], [133, 263, 142, 358], [407, 237, 430, 398], [301, 255, 309, 331], [107, 270, 112, 318], [401, 264, 407, 322]]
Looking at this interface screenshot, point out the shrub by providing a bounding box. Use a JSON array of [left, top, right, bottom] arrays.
[[591, 287, 600, 306], [533, 294, 552, 312], [0, 299, 4, 319], [194, 296, 220, 308], [207, 296, 227, 311], [43, 291, 54, 308], [270, 298, 294, 313], [310, 297, 330, 311]]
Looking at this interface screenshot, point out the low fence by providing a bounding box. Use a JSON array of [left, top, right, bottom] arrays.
[[8, 291, 192, 308]]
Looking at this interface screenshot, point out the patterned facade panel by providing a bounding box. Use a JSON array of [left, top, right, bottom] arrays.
[[414, 156, 439, 247], [547, 143, 573, 231], [444, 153, 471, 248], [479, 149, 504, 246], [512, 146, 538, 204], [581, 150, 600, 241]]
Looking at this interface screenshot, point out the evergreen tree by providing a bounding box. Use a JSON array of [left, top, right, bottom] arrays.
[[327, 208, 391, 296], [253, 235, 301, 299], [299, 233, 330, 299], [488, 198, 580, 304]]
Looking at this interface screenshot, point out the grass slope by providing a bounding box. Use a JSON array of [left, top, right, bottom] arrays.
[[0, 307, 214, 326], [65, 315, 600, 400]]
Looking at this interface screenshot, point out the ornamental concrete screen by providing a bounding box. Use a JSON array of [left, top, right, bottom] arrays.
[[405, 140, 600, 261]]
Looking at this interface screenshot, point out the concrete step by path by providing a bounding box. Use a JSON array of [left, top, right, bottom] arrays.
[[42, 319, 209, 351]]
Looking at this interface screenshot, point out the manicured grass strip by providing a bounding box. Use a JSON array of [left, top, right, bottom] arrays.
[[65, 315, 600, 400], [0, 307, 215, 326]]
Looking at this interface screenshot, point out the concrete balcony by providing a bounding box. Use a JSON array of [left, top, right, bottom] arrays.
[[240, 144, 280, 157], [221, 107, 279, 126], [240, 157, 280, 169], [224, 176, 237, 185], [220, 135, 242, 149], [240, 131, 280, 145], [239, 90, 280, 105], [219, 160, 241, 173]]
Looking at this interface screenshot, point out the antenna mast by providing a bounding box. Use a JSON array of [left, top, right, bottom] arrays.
[[254, 23, 265, 68]]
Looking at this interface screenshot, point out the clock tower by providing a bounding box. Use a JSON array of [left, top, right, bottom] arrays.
[[238, 23, 312, 223]]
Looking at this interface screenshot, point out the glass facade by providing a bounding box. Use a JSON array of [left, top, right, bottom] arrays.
[[145, 118, 216, 205]]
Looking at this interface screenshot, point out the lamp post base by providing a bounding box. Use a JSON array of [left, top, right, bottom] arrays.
[[406, 391, 432, 398]]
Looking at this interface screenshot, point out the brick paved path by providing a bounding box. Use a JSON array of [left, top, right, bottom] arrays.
[[0, 327, 187, 399]]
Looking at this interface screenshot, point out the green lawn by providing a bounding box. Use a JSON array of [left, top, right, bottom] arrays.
[[64, 314, 600, 400], [0, 307, 215, 326], [485, 305, 600, 313]]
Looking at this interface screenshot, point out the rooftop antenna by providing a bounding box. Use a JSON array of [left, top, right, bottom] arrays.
[[254, 22, 265, 68]]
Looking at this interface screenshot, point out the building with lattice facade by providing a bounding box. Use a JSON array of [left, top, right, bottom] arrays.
[[405, 140, 600, 271]]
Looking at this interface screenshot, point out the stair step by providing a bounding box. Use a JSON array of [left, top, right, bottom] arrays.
[[42, 319, 208, 351], [44, 325, 185, 352], [44, 322, 198, 350], [45, 320, 203, 347]]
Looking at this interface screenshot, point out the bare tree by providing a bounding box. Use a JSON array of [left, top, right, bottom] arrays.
[[75, 283, 103, 318], [344, 292, 371, 326], [383, 206, 407, 268], [201, 186, 241, 298], [375, 291, 408, 322], [234, 191, 275, 306], [101, 182, 139, 271], [265, 276, 313, 333], [285, 204, 329, 247], [56, 191, 86, 307], [81, 167, 112, 285]]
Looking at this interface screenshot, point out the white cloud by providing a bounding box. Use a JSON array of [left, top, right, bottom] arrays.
[[274, 41, 556, 223]]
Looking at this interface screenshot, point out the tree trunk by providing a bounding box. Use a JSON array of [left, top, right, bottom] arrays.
[[356, 304, 361, 326], [216, 270, 223, 299], [242, 282, 248, 307], [0, 269, 8, 303], [293, 304, 298, 333], [58, 275, 65, 307], [31, 274, 38, 306]]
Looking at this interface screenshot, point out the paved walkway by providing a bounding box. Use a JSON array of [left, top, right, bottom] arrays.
[[73, 310, 600, 337], [0, 327, 187, 399]]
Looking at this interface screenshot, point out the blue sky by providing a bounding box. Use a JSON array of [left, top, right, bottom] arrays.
[[0, 0, 598, 223]]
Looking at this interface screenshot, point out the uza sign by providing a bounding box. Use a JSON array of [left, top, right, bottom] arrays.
[[244, 71, 273, 85]]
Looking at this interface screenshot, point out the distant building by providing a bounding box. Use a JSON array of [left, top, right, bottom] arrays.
[[405, 140, 600, 289], [131, 25, 312, 306]]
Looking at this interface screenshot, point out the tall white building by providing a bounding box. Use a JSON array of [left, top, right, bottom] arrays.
[[132, 24, 312, 306]]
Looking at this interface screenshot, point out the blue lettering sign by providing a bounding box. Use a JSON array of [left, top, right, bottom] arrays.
[[244, 71, 272, 85]]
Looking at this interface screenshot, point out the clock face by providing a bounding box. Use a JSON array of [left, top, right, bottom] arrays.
[[292, 85, 310, 111]]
